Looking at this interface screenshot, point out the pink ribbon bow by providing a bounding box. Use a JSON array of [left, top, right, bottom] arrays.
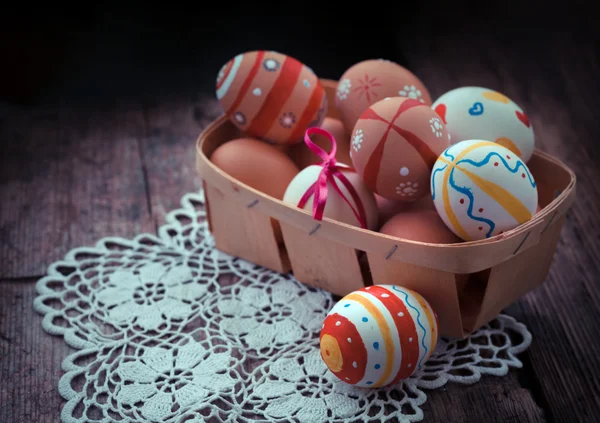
[[296, 127, 368, 229]]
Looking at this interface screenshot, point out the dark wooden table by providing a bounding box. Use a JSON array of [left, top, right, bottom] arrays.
[[1, 20, 599, 423]]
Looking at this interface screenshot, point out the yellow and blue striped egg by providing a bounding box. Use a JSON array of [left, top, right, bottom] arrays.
[[320, 285, 439, 388], [430, 140, 538, 241]]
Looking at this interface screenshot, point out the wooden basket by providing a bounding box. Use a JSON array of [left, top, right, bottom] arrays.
[[195, 79, 577, 338]]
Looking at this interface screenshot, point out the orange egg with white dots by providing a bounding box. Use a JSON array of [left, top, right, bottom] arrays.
[[216, 51, 327, 145], [320, 285, 439, 387]]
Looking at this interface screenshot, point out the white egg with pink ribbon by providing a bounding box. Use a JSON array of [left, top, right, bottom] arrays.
[[283, 127, 379, 231]]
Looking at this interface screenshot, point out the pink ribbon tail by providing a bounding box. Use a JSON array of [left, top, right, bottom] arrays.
[[329, 168, 368, 229], [296, 127, 368, 229]]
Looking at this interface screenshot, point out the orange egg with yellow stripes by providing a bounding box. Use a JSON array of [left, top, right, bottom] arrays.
[[320, 285, 439, 387], [430, 140, 538, 241], [216, 51, 327, 145]]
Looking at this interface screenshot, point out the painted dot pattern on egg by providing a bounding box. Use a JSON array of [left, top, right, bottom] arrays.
[[430, 140, 538, 241], [396, 181, 419, 197], [350, 97, 451, 202], [399, 85, 425, 103], [263, 58, 280, 71], [216, 51, 326, 144], [351, 129, 364, 153], [233, 111, 246, 125], [279, 112, 296, 129], [320, 285, 439, 388], [337, 78, 352, 101]]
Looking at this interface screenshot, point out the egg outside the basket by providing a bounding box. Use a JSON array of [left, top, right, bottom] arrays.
[[320, 285, 439, 388]]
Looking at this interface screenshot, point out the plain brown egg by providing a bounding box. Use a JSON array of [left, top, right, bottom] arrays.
[[288, 117, 352, 169], [267, 143, 292, 154], [375, 194, 410, 228], [210, 137, 300, 243], [380, 210, 462, 244], [408, 195, 436, 212]]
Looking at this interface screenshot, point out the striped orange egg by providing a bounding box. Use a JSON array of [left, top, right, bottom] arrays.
[[216, 51, 327, 145], [320, 285, 439, 387]]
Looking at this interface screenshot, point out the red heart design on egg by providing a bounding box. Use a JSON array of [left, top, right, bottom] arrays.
[[434, 104, 447, 123], [515, 110, 530, 128]]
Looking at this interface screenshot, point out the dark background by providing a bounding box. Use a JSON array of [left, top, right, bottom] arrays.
[[0, 1, 594, 107], [1, 3, 599, 423]]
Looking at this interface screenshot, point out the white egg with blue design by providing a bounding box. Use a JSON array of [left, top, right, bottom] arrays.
[[430, 140, 538, 241]]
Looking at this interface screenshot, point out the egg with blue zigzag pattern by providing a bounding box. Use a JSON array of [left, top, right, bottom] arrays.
[[320, 285, 439, 387], [430, 139, 538, 241]]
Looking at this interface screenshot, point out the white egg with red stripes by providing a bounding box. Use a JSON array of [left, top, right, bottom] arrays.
[[320, 285, 439, 387]]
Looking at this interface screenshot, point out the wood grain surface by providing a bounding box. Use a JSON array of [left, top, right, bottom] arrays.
[[0, 104, 155, 278], [397, 32, 600, 423], [1, 27, 599, 423]]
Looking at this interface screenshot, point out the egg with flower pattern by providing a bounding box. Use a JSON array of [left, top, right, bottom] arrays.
[[216, 51, 327, 145], [430, 140, 538, 241], [350, 96, 451, 202], [320, 285, 439, 387], [432, 86, 535, 162], [335, 59, 432, 133]]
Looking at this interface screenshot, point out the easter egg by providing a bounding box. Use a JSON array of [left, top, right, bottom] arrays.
[[336, 59, 432, 133], [375, 194, 410, 227], [432, 86, 535, 162], [320, 285, 439, 387], [350, 97, 451, 202], [210, 137, 300, 244], [210, 137, 300, 200], [380, 210, 462, 244], [283, 163, 378, 230], [216, 51, 327, 145], [430, 140, 538, 241], [407, 194, 436, 212]]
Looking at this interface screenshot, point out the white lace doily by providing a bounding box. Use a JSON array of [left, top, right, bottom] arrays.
[[34, 188, 532, 423]]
